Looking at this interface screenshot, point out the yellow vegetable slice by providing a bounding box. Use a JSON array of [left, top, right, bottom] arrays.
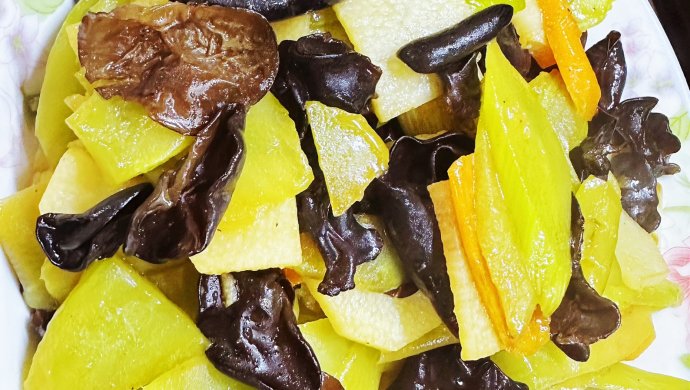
[[144, 356, 252, 390], [304, 279, 442, 351], [24, 257, 208, 389], [272, 7, 350, 43], [66, 93, 192, 183], [333, 0, 472, 122], [306, 101, 389, 216], [378, 325, 457, 363], [0, 177, 56, 309], [555, 362, 690, 390], [191, 198, 302, 275], [428, 180, 502, 360], [616, 211, 672, 289]]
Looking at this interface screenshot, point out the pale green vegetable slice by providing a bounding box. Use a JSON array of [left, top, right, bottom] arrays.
[[306, 101, 388, 216], [378, 325, 457, 363], [616, 211, 671, 289], [299, 319, 381, 390], [0, 176, 56, 309], [272, 7, 350, 43], [144, 356, 252, 390], [66, 93, 192, 184], [24, 257, 208, 389], [333, 0, 473, 122], [304, 279, 442, 351], [191, 198, 302, 275]]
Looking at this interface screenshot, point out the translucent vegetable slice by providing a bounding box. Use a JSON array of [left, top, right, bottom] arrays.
[[271, 7, 350, 44], [191, 198, 302, 275], [65, 93, 192, 183], [482, 41, 572, 316], [378, 325, 457, 363], [555, 362, 690, 389], [0, 176, 55, 309], [428, 180, 502, 360], [575, 174, 621, 292], [222, 93, 313, 225], [144, 356, 252, 390], [333, 0, 473, 122], [306, 101, 389, 216], [304, 279, 442, 351], [493, 307, 656, 389], [299, 319, 382, 390], [24, 257, 208, 389]]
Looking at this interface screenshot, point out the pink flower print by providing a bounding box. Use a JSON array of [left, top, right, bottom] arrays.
[[665, 237, 690, 350]]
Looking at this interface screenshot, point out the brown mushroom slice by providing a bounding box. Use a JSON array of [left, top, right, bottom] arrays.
[[78, 3, 279, 135]]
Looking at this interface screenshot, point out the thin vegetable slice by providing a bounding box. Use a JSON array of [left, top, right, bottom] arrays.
[[538, 0, 601, 119]]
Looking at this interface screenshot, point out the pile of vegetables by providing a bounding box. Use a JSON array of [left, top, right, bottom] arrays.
[[0, 0, 687, 388]]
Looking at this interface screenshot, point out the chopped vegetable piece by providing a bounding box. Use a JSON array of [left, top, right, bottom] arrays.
[[34, 0, 130, 164], [538, 0, 601, 119], [512, 0, 555, 68], [197, 271, 322, 390], [529, 71, 588, 152], [271, 7, 350, 44], [181, 0, 329, 21], [296, 220, 407, 294], [0, 177, 56, 309], [493, 307, 656, 389], [299, 319, 381, 390], [66, 93, 193, 184], [40, 259, 81, 304], [469, 0, 526, 12], [556, 362, 690, 389], [481, 41, 572, 317], [615, 211, 673, 289], [603, 260, 682, 310], [333, 0, 473, 122], [39, 142, 126, 215], [191, 197, 302, 274], [36, 183, 153, 271], [586, 31, 626, 112], [24, 257, 208, 389], [567, 0, 614, 31], [365, 133, 474, 336], [378, 325, 457, 363], [398, 4, 513, 73], [306, 101, 389, 216], [144, 356, 253, 390], [125, 108, 245, 263], [78, 3, 279, 134], [222, 93, 313, 225], [391, 345, 528, 390], [549, 197, 620, 362], [429, 180, 502, 359], [397, 98, 455, 136], [304, 279, 442, 351], [575, 174, 621, 292], [475, 125, 535, 338]]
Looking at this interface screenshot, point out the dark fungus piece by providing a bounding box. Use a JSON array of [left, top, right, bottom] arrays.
[[36, 183, 153, 271], [364, 133, 475, 335], [197, 270, 322, 390], [177, 0, 329, 21], [550, 197, 621, 362], [389, 344, 528, 390], [570, 98, 680, 232], [125, 107, 245, 263], [439, 53, 482, 138], [271, 33, 382, 136], [30, 309, 55, 339], [397, 4, 514, 73], [297, 133, 383, 296], [78, 3, 278, 135], [497, 23, 539, 80], [586, 31, 627, 112]]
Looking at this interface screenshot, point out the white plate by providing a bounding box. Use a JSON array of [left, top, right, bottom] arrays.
[[1, 0, 689, 387]]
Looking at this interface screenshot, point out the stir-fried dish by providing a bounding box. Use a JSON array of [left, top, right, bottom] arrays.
[[0, 0, 688, 388]]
